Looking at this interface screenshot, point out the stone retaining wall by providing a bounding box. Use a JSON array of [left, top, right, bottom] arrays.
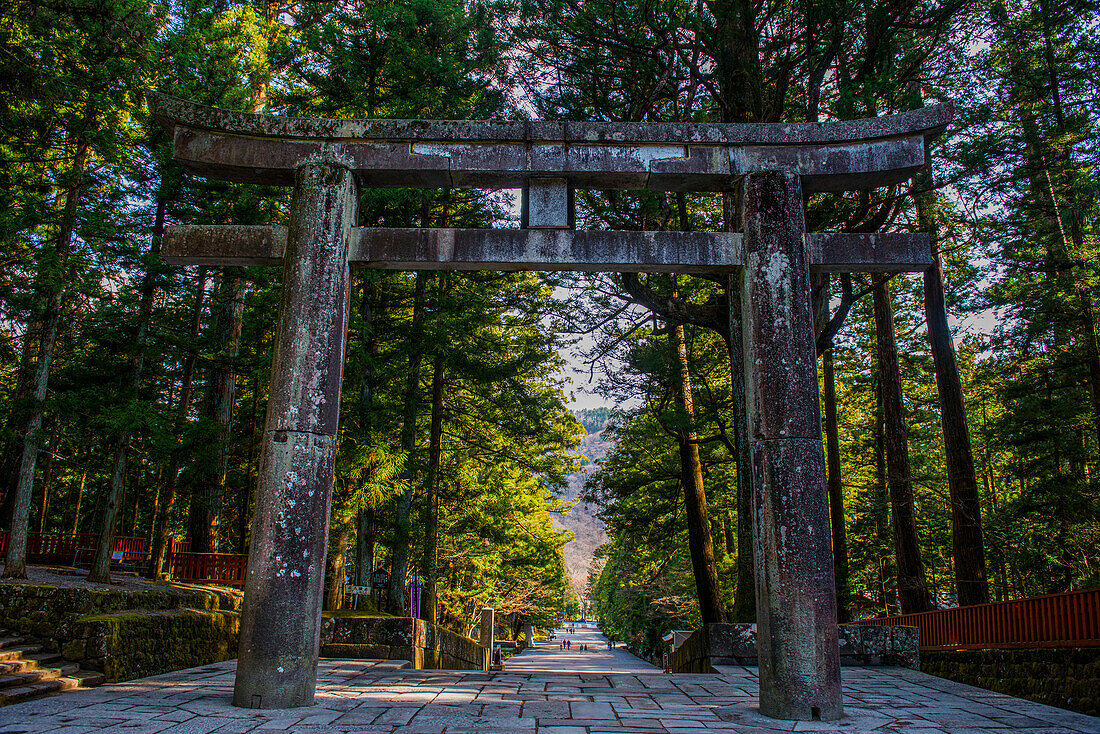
[[0, 581, 239, 653], [63, 608, 240, 683], [671, 623, 919, 673], [922, 647, 1099, 717], [320, 616, 489, 670]]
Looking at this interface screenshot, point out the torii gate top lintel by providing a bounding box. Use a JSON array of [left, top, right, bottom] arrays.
[[148, 91, 951, 193]]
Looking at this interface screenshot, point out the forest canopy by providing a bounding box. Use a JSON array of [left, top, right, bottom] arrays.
[[1, 0, 1097, 649]]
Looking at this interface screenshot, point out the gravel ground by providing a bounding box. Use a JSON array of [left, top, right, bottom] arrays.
[[0, 564, 233, 597]]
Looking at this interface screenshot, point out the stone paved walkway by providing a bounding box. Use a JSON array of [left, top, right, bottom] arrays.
[[1, 656, 1096, 733], [506, 623, 658, 673]]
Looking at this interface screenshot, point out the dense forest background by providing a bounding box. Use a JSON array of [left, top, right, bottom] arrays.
[[1, 0, 1097, 650]]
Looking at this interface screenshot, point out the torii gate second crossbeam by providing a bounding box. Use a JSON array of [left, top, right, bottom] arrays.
[[150, 92, 949, 722]]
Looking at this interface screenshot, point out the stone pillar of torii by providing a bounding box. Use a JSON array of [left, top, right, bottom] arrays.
[[150, 92, 950, 721]]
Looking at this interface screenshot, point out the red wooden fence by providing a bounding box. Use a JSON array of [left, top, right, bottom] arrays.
[[0, 532, 192, 564], [0, 531, 242, 586], [855, 588, 1100, 650], [165, 552, 247, 586], [0, 531, 150, 563]]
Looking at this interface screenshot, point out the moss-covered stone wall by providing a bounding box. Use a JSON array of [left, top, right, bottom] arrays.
[[319, 616, 489, 670], [63, 608, 240, 683], [922, 648, 1099, 717], [0, 582, 239, 653], [670, 623, 920, 673]]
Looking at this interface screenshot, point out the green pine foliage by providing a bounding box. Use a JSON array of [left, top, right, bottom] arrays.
[[0, 0, 1097, 646]]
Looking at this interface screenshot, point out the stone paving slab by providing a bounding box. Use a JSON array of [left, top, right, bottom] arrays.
[[0, 659, 1096, 733], [506, 623, 658, 674]]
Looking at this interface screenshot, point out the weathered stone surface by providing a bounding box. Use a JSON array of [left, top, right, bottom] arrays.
[[149, 91, 951, 192], [149, 90, 951, 146], [164, 226, 933, 275], [355, 228, 741, 272], [671, 623, 919, 673], [922, 647, 1100, 717], [740, 172, 820, 441], [890, 625, 920, 669], [318, 616, 489, 671], [0, 582, 238, 655], [7, 656, 1099, 733], [859, 624, 889, 659], [806, 232, 932, 272], [233, 161, 356, 711], [739, 171, 841, 722], [264, 164, 355, 436], [525, 178, 570, 229], [732, 136, 926, 192], [161, 224, 287, 266], [71, 608, 239, 683]]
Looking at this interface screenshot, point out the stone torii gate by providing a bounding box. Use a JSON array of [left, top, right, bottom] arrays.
[[150, 92, 949, 721]]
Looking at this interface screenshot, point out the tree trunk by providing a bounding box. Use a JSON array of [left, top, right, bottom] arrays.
[[873, 374, 894, 614], [4, 141, 88, 579], [725, 276, 756, 623], [148, 269, 209, 579], [0, 328, 39, 530], [388, 271, 428, 614], [36, 432, 57, 534], [90, 194, 167, 583], [324, 524, 349, 611], [188, 269, 245, 554], [355, 272, 380, 587], [822, 347, 850, 621], [917, 179, 989, 607], [420, 350, 445, 625], [70, 468, 86, 537], [238, 374, 259, 553], [356, 509, 375, 587], [872, 275, 932, 614], [672, 320, 725, 624]]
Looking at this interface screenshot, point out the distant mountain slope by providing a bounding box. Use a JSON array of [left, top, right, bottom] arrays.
[[554, 411, 611, 603]]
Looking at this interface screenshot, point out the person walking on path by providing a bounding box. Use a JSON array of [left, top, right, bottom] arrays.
[[504, 623, 659, 673]]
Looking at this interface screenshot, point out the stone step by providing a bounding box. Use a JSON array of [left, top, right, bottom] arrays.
[[64, 669, 105, 688], [0, 636, 24, 650], [371, 660, 412, 671], [0, 644, 42, 662], [0, 630, 103, 707], [25, 651, 62, 667], [0, 667, 63, 691], [0, 677, 71, 706], [0, 658, 40, 675]]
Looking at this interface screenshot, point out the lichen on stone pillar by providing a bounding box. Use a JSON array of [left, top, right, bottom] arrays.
[[232, 160, 356, 710], [739, 170, 843, 721]]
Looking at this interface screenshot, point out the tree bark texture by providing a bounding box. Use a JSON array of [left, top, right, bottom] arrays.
[[822, 347, 850, 622], [917, 180, 989, 607], [4, 141, 88, 579], [355, 272, 379, 588], [726, 275, 757, 623], [189, 269, 245, 554], [90, 194, 168, 583], [872, 274, 932, 614], [0, 329, 38, 530], [387, 272, 427, 614], [148, 269, 208, 579], [420, 351, 445, 626], [323, 524, 348, 611], [672, 321, 725, 624]]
